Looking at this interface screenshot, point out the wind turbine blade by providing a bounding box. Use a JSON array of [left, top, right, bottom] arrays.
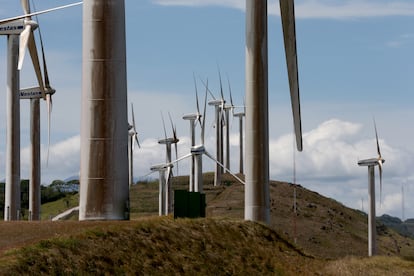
[[280, 0, 302, 152], [160, 111, 167, 140], [204, 150, 245, 185], [0, 2, 83, 25], [201, 79, 208, 145], [28, 33, 45, 98], [227, 74, 234, 112], [218, 67, 224, 101], [21, 0, 30, 15], [130, 103, 141, 149], [18, 25, 31, 70], [200, 77, 216, 100], [373, 118, 382, 158], [166, 166, 172, 183], [170, 153, 192, 165], [35, 14, 51, 90], [168, 112, 179, 171], [168, 112, 177, 140], [193, 73, 201, 117], [134, 134, 141, 149], [131, 103, 137, 130]]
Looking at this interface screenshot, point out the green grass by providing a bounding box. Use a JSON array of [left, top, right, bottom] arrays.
[[40, 193, 79, 221]]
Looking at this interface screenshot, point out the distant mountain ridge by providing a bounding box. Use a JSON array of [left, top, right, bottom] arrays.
[[378, 214, 414, 239]]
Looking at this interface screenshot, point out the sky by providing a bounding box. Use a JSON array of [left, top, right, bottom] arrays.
[[0, 0, 413, 220]]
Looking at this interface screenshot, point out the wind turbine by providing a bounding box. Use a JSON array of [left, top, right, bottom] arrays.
[[150, 163, 173, 216], [158, 112, 179, 214], [172, 81, 245, 193], [18, 0, 57, 221], [79, 0, 129, 220], [207, 72, 226, 187], [128, 103, 140, 188], [0, 1, 72, 220], [245, 0, 303, 224], [358, 120, 385, 257], [182, 75, 203, 192]]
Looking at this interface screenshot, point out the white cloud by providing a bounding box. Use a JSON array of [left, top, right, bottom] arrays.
[[152, 0, 414, 19], [268, 118, 414, 219]]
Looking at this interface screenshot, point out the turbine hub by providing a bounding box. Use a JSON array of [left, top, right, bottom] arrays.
[[24, 19, 38, 30]]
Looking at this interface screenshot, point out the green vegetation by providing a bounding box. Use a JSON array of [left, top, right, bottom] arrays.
[[0, 180, 79, 220], [40, 193, 79, 221]]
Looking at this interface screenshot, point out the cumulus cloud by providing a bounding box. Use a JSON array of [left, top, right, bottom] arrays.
[[269, 118, 414, 219], [152, 0, 414, 19]]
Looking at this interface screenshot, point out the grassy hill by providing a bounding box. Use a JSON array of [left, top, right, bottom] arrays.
[[0, 173, 413, 274]]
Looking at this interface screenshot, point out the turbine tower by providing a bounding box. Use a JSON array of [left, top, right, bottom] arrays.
[[0, 1, 45, 220], [80, 0, 129, 220], [358, 120, 385, 257], [245, 0, 303, 224], [233, 110, 245, 174]]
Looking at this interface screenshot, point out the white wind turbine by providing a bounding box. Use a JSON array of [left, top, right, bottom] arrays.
[[19, 0, 57, 221], [0, 1, 81, 221], [245, 0, 303, 224], [149, 163, 172, 216], [182, 75, 203, 192], [128, 103, 140, 188], [358, 120, 385, 257], [157, 112, 179, 215], [207, 72, 226, 187], [171, 81, 245, 193]]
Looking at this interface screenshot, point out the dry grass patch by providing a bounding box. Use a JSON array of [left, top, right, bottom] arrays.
[[324, 256, 414, 275], [0, 217, 324, 275]]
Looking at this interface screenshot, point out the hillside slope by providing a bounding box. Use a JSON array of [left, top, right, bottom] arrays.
[[1, 218, 413, 275], [0, 218, 323, 275], [132, 174, 413, 259], [0, 173, 413, 274]]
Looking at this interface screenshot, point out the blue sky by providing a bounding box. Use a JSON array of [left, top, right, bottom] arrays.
[[0, 0, 413, 219]]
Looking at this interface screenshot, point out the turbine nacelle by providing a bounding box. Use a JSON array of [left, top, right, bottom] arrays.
[[0, 20, 25, 35], [358, 158, 385, 167], [182, 113, 199, 121], [191, 145, 205, 155], [233, 111, 245, 118], [208, 99, 223, 107], [158, 137, 179, 145], [150, 163, 173, 172]]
